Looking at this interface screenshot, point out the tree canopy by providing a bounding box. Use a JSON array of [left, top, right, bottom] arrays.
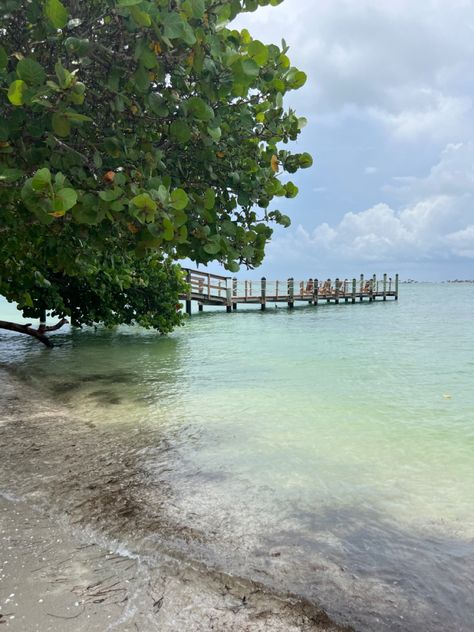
[[0, 0, 312, 345]]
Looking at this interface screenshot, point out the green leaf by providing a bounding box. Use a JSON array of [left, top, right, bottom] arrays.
[[99, 187, 123, 202], [16, 58, 46, 86], [299, 152, 313, 168], [148, 94, 169, 116], [140, 47, 156, 69], [63, 110, 92, 123], [31, 168, 52, 191], [22, 292, 34, 308], [162, 218, 174, 241], [287, 69, 307, 89], [204, 188, 215, 210], [52, 112, 71, 137], [44, 0, 69, 29], [207, 125, 221, 142], [191, 0, 206, 17], [226, 261, 240, 273], [0, 168, 24, 182], [56, 187, 77, 210], [117, 0, 143, 5], [93, 151, 103, 169], [284, 182, 298, 198], [129, 6, 152, 27], [297, 117, 307, 130], [64, 37, 90, 56], [54, 61, 73, 89], [0, 46, 8, 69], [170, 120, 191, 144], [7, 80, 28, 106], [203, 241, 221, 255], [170, 188, 189, 210], [247, 40, 268, 67], [162, 12, 196, 45], [241, 58, 260, 78], [186, 96, 214, 121], [131, 193, 157, 212]]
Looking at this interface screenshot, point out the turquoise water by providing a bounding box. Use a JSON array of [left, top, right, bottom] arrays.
[[1, 284, 473, 630]]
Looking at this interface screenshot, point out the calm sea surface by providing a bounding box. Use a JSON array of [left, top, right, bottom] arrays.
[[1, 283, 473, 630]]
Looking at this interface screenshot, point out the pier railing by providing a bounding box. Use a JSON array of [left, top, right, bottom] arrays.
[[181, 270, 399, 314]]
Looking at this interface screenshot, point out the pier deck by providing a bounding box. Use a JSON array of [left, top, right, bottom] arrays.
[[180, 270, 399, 314]]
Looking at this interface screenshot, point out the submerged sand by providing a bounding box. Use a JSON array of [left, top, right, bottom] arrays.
[[0, 368, 348, 632]]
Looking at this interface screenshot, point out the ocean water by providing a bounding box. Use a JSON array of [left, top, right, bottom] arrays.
[[0, 283, 473, 631]]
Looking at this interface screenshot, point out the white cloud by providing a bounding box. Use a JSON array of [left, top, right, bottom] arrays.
[[230, 2, 474, 277], [369, 92, 472, 141], [234, 0, 474, 141], [268, 143, 474, 266], [446, 225, 474, 258]]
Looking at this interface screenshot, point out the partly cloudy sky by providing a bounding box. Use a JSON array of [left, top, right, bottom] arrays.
[[216, 0, 474, 280]]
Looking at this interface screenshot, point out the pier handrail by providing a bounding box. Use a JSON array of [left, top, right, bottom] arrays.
[[181, 269, 398, 313]]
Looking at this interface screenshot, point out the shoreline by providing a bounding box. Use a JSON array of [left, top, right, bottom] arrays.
[[0, 367, 349, 632], [0, 495, 349, 632]]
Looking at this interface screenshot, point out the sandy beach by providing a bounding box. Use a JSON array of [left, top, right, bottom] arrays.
[[0, 367, 348, 632], [0, 495, 350, 632]]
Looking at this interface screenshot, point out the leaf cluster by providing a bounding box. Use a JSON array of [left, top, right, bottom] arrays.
[[0, 0, 311, 329]]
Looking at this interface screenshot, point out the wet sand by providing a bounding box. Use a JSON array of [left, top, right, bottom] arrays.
[[0, 494, 350, 632], [0, 368, 349, 632]]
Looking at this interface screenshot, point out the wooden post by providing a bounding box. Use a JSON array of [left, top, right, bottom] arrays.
[[313, 278, 319, 306], [383, 273, 387, 301], [186, 271, 192, 315], [335, 277, 340, 304], [327, 279, 331, 303], [288, 277, 294, 308], [261, 277, 266, 311], [371, 274, 377, 301], [39, 307, 46, 330], [395, 273, 399, 300], [389, 277, 392, 293], [276, 280, 279, 299], [307, 278, 313, 304], [232, 277, 238, 309], [360, 274, 364, 301], [226, 287, 232, 313], [245, 280, 248, 301], [352, 278, 356, 303]]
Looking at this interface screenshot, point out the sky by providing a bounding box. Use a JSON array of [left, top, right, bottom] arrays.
[[206, 0, 474, 281]]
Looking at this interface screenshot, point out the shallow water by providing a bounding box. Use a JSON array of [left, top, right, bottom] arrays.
[[1, 284, 473, 631]]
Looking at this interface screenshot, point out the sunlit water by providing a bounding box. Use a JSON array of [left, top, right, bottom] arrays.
[[1, 284, 473, 631]]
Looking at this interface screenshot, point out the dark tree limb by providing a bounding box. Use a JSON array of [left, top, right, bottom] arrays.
[[0, 319, 68, 348], [38, 318, 69, 334]]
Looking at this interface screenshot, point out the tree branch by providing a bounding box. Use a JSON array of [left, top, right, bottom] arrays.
[[0, 319, 68, 348], [38, 318, 69, 333]]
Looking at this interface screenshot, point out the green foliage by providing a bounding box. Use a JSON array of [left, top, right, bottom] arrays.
[[0, 0, 310, 334]]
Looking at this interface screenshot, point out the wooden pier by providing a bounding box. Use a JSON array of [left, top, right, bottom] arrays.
[[181, 270, 399, 315]]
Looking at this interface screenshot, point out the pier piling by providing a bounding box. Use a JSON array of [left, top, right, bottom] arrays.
[[181, 269, 398, 315]]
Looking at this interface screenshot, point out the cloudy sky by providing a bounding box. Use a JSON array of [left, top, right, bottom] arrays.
[[214, 0, 474, 280]]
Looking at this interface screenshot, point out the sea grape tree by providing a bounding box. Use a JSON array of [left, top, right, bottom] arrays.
[[0, 0, 312, 344]]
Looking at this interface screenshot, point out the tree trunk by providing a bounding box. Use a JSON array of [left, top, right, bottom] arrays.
[[0, 318, 68, 348]]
